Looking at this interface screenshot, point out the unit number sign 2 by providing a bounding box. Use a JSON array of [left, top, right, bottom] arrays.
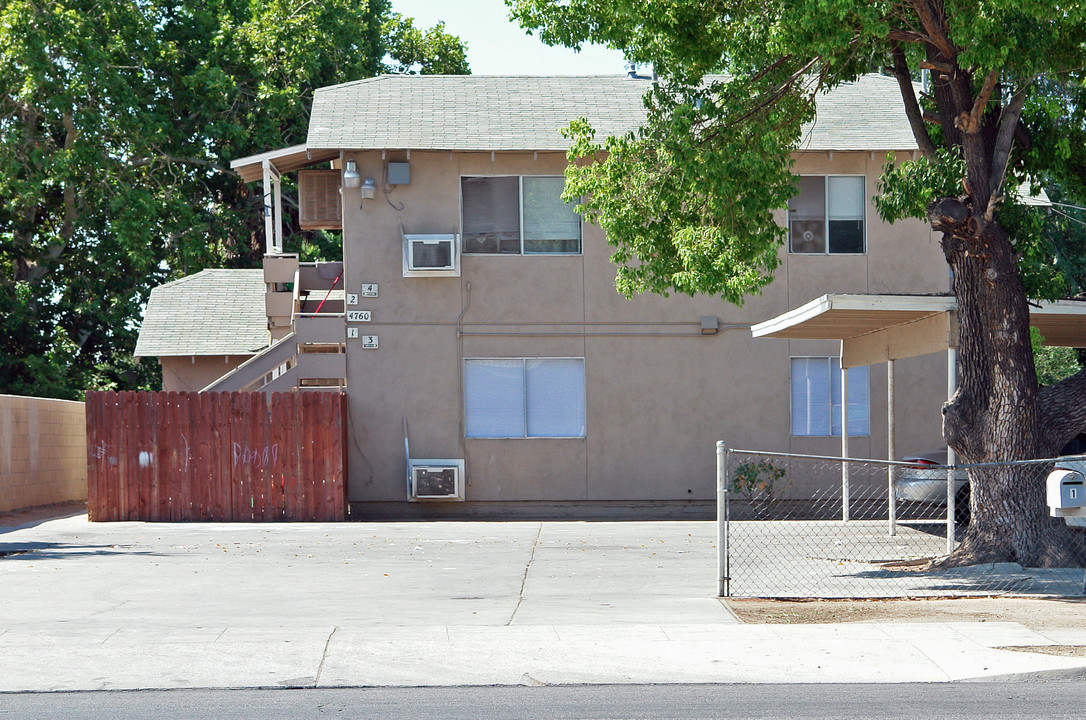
[[346, 310, 371, 322]]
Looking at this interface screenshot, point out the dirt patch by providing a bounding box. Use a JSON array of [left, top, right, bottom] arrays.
[[0, 501, 86, 529], [726, 596, 1086, 631], [996, 645, 1086, 657]]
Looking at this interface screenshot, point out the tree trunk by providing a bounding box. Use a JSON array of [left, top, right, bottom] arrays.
[[936, 213, 1085, 568]]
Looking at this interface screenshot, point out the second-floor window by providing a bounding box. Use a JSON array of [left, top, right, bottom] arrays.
[[461, 176, 581, 255], [788, 176, 865, 254]]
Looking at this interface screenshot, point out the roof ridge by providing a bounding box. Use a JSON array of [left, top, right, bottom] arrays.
[[153, 267, 261, 290], [154, 268, 212, 290], [314, 74, 389, 94]]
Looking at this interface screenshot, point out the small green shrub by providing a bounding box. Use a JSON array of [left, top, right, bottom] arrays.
[[730, 460, 790, 502]]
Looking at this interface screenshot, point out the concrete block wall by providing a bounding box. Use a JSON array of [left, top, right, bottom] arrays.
[[0, 395, 87, 513]]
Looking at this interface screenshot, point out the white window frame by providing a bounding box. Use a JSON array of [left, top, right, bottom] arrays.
[[790, 356, 870, 437], [460, 175, 582, 256], [787, 174, 867, 255], [464, 357, 587, 439]]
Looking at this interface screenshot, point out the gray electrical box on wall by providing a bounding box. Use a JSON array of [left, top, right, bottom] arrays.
[[388, 162, 410, 185]]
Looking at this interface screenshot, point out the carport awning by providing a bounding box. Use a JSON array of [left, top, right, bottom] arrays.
[[752, 293, 1086, 368]]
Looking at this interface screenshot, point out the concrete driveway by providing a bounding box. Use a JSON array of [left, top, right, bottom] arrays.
[[2, 512, 1085, 690]]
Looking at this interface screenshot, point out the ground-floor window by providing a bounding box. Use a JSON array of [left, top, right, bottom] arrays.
[[790, 357, 869, 436], [464, 358, 586, 438]]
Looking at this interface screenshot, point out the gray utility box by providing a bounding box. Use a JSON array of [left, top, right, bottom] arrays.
[[388, 162, 410, 185], [1047, 467, 1086, 517]]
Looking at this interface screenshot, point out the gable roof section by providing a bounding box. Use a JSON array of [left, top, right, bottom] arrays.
[[305, 73, 919, 153], [800, 74, 920, 151], [134, 269, 268, 358]]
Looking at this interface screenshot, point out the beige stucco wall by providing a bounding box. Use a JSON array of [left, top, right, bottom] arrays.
[[338, 150, 950, 508], [0, 394, 87, 513], [161, 355, 251, 392]]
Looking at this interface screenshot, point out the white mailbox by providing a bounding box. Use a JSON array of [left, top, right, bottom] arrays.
[[1046, 467, 1086, 517]]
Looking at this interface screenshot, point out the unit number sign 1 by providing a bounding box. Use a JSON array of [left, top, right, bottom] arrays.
[[347, 310, 371, 322]]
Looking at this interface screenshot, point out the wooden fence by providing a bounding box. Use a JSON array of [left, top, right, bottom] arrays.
[[86, 391, 347, 522]]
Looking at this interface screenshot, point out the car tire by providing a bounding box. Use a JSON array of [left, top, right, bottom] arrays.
[[954, 483, 971, 526]]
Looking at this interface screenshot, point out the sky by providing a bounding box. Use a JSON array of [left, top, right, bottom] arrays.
[[391, 0, 629, 75]]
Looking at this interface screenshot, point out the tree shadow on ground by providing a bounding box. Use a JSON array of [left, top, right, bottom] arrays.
[[850, 562, 1085, 597], [0, 541, 163, 560]]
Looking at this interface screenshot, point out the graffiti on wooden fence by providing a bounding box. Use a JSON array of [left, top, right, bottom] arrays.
[[85, 391, 347, 522]]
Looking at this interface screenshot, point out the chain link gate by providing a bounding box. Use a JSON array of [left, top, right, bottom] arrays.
[[717, 444, 1086, 598]]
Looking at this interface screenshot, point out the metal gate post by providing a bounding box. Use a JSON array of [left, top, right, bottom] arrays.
[[717, 441, 730, 597]]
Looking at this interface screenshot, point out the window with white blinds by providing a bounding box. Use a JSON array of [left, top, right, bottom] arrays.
[[465, 358, 586, 438], [790, 357, 869, 436]]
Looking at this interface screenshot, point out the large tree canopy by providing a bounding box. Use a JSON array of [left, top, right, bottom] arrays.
[[509, 0, 1086, 566], [0, 0, 468, 398]]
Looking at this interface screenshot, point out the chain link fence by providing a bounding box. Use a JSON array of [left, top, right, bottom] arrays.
[[716, 446, 1086, 598]]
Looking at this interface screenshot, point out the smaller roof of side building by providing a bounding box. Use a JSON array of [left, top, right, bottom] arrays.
[[134, 269, 268, 358], [301, 73, 919, 154]]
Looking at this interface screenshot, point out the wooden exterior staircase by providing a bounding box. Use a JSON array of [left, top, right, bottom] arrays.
[[202, 254, 347, 393]]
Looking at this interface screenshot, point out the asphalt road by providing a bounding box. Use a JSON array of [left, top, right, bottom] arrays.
[[4, 683, 1086, 720]]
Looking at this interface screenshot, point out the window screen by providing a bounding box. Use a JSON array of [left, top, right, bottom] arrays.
[[465, 358, 586, 438], [523, 177, 581, 253], [462, 176, 520, 254], [789, 176, 827, 253], [827, 176, 865, 254]]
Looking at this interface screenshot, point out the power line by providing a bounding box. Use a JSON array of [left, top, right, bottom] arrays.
[[1049, 200, 1086, 212], [1053, 207, 1086, 229]]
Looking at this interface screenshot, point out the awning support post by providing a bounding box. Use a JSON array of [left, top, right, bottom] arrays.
[[262, 159, 283, 254], [841, 344, 850, 522], [887, 359, 897, 536]]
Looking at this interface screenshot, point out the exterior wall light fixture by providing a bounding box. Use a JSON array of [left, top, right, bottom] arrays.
[[361, 177, 377, 199], [342, 159, 361, 188]]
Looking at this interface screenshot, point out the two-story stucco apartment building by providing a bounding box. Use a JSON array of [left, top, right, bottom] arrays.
[[136, 73, 955, 517]]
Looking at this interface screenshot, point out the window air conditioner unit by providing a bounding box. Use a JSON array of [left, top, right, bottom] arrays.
[[403, 233, 461, 277], [408, 459, 465, 501]]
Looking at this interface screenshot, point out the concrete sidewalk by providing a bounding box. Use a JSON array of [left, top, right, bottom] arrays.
[[1, 514, 1085, 692]]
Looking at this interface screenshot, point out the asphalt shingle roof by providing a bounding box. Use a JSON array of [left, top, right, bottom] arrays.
[[134, 269, 268, 357], [306, 74, 919, 153], [799, 74, 921, 151]]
